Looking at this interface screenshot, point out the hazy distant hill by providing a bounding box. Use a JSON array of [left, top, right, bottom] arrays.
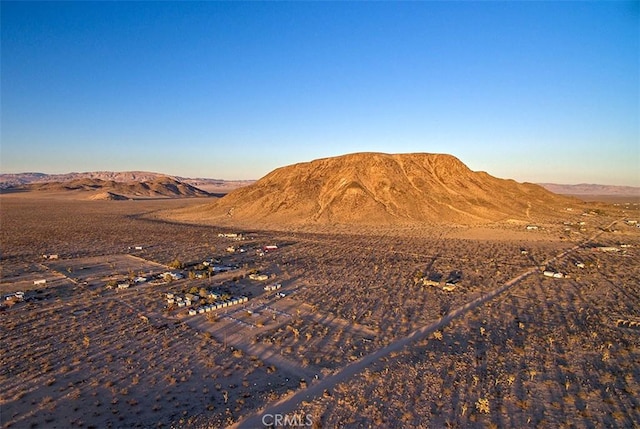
[[0, 171, 166, 187], [538, 183, 640, 197], [0, 171, 253, 194], [16, 176, 211, 199], [169, 152, 577, 227]]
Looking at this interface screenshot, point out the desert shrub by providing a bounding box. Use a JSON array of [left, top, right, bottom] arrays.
[[168, 259, 183, 269]]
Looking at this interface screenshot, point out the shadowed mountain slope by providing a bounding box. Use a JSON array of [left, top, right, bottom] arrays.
[[169, 152, 576, 227]]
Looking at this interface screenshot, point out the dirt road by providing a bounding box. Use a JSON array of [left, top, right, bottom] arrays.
[[232, 268, 536, 428], [232, 221, 618, 428]]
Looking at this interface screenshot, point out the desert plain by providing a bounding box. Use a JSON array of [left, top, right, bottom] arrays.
[[1, 162, 639, 428]]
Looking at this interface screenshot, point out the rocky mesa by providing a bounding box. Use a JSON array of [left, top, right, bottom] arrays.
[[167, 152, 577, 227]]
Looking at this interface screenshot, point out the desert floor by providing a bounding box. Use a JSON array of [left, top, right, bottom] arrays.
[[1, 192, 639, 428]]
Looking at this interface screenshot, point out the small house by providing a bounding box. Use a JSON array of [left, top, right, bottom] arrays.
[[543, 270, 564, 278], [188, 309, 197, 316], [596, 247, 619, 253]]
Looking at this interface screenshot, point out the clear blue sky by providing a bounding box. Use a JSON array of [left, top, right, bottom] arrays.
[[2, 1, 638, 185]]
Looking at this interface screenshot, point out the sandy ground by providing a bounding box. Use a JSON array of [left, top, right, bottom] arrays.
[[1, 191, 639, 428]]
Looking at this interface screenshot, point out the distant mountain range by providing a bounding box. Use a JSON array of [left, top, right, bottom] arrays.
[[537, 183, 640, 197], [20, 177, 213, 200], [0, 171, 254, 194]]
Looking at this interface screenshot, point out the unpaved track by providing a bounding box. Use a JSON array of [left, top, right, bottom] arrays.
[[233, 221, 618, 428], [233, 269, 536, 429]]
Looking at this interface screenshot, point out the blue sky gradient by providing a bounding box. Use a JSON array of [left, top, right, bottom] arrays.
[[2, 1, 638, 185]]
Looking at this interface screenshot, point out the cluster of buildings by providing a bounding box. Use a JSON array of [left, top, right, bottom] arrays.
[[218, 233, 246, 240], [166, 291, 202, 307], [264, 283, 282, 291], [165, 289, 249, 317], [543, 260, 586, 277], [112, 275, 150, 290], [420, 273, 461, 292], [201, 260, 239, 273], [187, 296, 249, 316]]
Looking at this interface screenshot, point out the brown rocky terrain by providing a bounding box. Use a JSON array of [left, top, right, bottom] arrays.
[[1, 182, 637, 428], [167, 152, 578, 228], [13, 176, 211, 200]]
